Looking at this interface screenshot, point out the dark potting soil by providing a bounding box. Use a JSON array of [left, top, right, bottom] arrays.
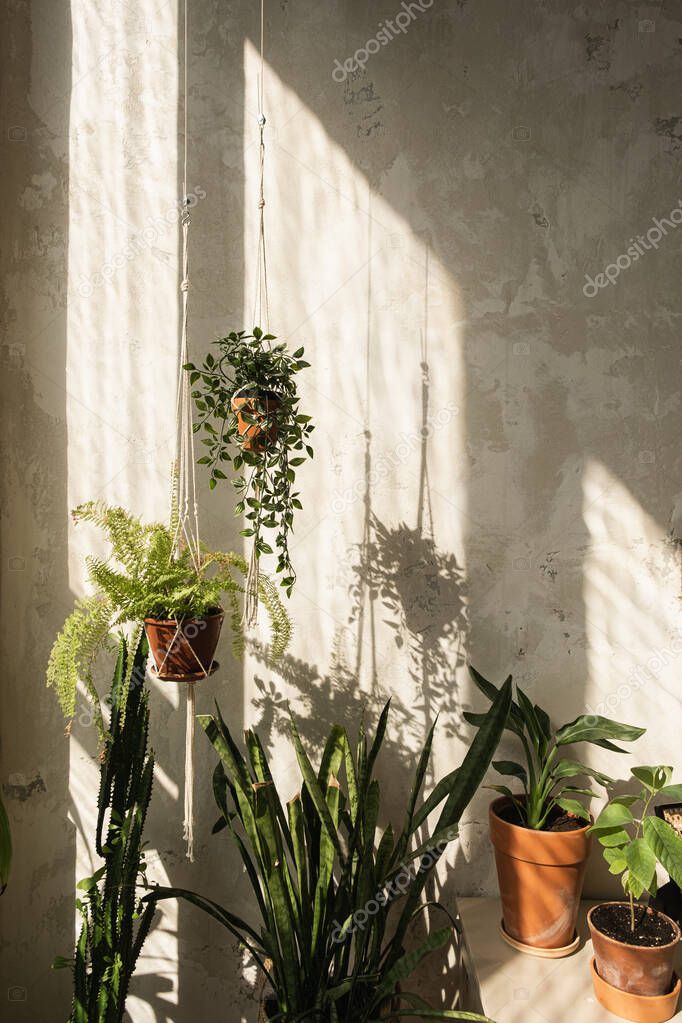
[[592, 903, 677, 947], [498, 802, 588, 832]]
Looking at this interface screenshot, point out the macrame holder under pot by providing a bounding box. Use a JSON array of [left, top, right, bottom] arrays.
[[240, 7, 275, 628], [144, 0, 220, 862]]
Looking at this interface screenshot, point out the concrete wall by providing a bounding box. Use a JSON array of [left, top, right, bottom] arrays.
[[2, 1, 682, 1020]]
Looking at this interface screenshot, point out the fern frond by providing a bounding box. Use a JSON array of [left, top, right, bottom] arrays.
[[46, 595, 114, 740]]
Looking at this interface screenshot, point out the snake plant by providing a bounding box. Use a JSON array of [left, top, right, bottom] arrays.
[[146, 684, 510, 1022], [54, 635, 156, 1023]]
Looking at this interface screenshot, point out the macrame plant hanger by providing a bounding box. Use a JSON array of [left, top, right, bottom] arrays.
[[165, 0, 207, 863], [242, 0, 272, 627]]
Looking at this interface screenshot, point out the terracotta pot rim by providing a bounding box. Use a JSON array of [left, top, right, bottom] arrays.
[[231, 386, 281, 405], [490, 795, 593, 835], [144, 609, 224, 626], [588, 903, 682, 953]]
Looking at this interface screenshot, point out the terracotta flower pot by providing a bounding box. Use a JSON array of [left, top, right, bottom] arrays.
[[590, 958, 681, 1023], [144, 610, 223, 680], [489, 797, 591, 953], [231, 388, 281, 451], [588, 903, 681, 998]]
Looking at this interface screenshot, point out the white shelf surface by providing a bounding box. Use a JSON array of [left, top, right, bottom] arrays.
[[458, 897, 682, 1023]]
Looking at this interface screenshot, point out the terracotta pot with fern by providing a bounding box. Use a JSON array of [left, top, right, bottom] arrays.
[[46, 501, 291, 740]]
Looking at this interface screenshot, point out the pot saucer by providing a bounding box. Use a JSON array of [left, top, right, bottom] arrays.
[[591, 957, 681, 1023], [498, 920, 580, 958], [148, 661, 219, 683]]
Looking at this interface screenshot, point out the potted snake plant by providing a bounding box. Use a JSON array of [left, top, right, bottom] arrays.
[[46, 501, 290, 742], [588, 766, 682, 1023], [185, 327, 313, 597], [145, 684, 512, 1022], [465, 665, 645, 957]]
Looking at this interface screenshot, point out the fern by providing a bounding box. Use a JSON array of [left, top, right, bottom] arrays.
[[47, 503, 292, 741]]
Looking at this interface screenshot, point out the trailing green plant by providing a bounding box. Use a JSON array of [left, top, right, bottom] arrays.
[[185, 327, 314, 595], [47, 501, 291, 741], [54, 636, 156, 1023], [0, 789, 11, 894], [145, 683, 512, 1023], [465, 666, 645, 830], [590, 765, 682, 933]]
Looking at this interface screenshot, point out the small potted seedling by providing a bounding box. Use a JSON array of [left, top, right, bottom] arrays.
[[588, 766, 682, 1023], [466, 666, 644, 957]]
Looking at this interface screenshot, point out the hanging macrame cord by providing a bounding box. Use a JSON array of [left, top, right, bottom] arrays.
[[166, 0, 207, 862], [242, 0, 272, 627]]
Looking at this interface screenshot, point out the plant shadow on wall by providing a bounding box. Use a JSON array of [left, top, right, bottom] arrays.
[[348, 512, 468, 738]]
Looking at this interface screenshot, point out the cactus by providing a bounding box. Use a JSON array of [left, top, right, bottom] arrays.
[[56, 635, 156, 1023]]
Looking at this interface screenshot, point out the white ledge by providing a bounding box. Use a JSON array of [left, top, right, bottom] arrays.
[[458, 897, 682, 1022]]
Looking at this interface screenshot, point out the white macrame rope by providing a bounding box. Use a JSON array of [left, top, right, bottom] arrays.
[[242, 0, 270, 628], [168, 0, 203, 862], [183, 681, 196, 862]]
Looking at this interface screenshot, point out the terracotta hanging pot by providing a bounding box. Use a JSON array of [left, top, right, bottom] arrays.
[[231, 387, 281, 451], [144, 609, 224, 680], [588, 903, 681, 1003], [489, 796, 591, 955]]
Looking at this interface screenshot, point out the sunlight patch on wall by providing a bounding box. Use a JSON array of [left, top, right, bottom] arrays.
[[242, 41, 467, 768], [582, 458, 681, 766]]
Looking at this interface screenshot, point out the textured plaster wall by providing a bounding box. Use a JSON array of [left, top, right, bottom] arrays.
[[2, 1, 682, 1021]]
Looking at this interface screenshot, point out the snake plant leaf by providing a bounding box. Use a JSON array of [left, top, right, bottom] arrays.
[[393, 717, 438, 864], [289, 713, 344, 860], [555, 715, 645, 748], [437, 677, 512, 833], [0, 792, 12, 893], [643, 816, 682, 888], [412, 767, 460, 832], [318, 725, 346, 788], [365, 700, 391, 790], [370, 927, 450, 1007], [372, 1014, 495, 1022], [387, 678, 511, 969], [145, 885, 266, 956]]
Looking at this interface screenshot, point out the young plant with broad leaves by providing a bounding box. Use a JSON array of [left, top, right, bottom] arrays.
[[54, 636, 156, 1023], [590, 766, 682, 933], [145, 684, 512, 1023], [465, 666, 645, 830], [185, 328, 314, 595]]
